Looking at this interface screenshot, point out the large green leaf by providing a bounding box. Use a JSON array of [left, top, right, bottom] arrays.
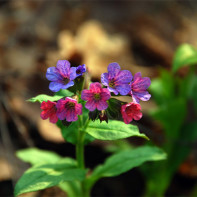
[[16, 148, 62, 166], [173, 44, 197, 72], [86, 146, 166, 187], [14, 158, 86, 196], [85, 120, 148, 140]]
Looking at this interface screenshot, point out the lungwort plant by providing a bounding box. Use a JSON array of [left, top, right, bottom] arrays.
[[14, 61, 166, 197]]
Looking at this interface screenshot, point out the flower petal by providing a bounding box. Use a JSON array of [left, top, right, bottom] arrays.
[[100, 89, 111, 100], [57, 109, 67, 120], [107, 62, 121, 78], [115, 70, 132, 84], [89, 82, 102, 92], [97, 100, 108, 111], [75, 103, 83, 115], [46, 67, 63, 82], [132, 72, 151, 90], [133, 92, 151, 102], [65, 109, 78, 122], [133, 111, 143, 121], [56, 60, 70, 78], [108, 87, 118, 95], [85, 100, 96, 111], [81, 90, 93, 101], [101, 73, 109, 86], [49, 114, 58, 123], [116, 84, 131, 95], [49, 82, 64, 92], [69, 67, 77, 80], [62, 81, 74, 90]]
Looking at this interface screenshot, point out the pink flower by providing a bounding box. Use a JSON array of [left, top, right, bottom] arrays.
[[56, 97, 82, 122], [40, 101, 58, 123], [81, 82, 111, 111], [121, 102, 142, 124]]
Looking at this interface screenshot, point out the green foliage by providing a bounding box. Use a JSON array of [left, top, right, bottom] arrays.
[[14, 158, 86, 196], [86, 120, 149, 140], [27, 90, 73, 103], [149, 70, 175, 105], [173, 44, 197, 72], [151, 98, 187, 138], [57, 119, 94, 145], [27, 94, 65, 103], [86, 146, 166, 188], [106, 98, 125, 119], [16, 148, 62, 166]]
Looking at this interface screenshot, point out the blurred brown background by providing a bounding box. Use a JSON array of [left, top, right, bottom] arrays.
[[0, 0, 197, 196]]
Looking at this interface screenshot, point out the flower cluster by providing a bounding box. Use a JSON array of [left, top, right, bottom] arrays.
[[40, 60, 151, 125]]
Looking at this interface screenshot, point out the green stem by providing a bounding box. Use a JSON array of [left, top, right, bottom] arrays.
[[76, 115, 91, 197], [76, 129, 85, 169]]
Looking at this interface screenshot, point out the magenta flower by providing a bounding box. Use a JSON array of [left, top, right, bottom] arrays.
[[46, 60, 77, 92], [130, 72, 151, 103], [101, 62, 132, 95], [81, 82, 111, 111], [56, 97, 82, 122], [121, 102, 142, 124], [40, 101, 58, 123]]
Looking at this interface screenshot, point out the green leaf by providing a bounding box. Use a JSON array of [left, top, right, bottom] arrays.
[[86, 120, 148, 140], [87, 146, 166, 186], [14, 158, 86, 196], [27, 94, 64, 103], [27, 90, 73, 103], [55, 89, 73, 97], [16, 148, 62, 166], [173, 44, 197, 72]]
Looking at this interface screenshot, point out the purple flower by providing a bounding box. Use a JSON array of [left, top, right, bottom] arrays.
[[46, 60, 77, 92], [130, 72, 151, 103], [76, 64, 86, 77], [81, 82, 111, 111], [101, 62, 132, 95], [56, 97, 82, 122]]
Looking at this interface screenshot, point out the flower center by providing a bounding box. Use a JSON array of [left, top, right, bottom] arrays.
[[66, 102, 75, 109], [94, 93, 101, 100], [109, 79, 115, 88], [63, 78, 69, 85]]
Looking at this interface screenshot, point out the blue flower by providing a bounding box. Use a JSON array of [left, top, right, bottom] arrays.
[[76, 64, 86, 77], [101, 62, 132, 95], [46, 60, 77, 92]]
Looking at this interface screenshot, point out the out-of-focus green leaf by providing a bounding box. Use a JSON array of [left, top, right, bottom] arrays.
[[16, 148, 62, 166], [14, 159, 86, 196], [86, 120, 149, 140], [150, 98, 186, 138], [149, 70, 175, 105], [173, 44, 197, 72]]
